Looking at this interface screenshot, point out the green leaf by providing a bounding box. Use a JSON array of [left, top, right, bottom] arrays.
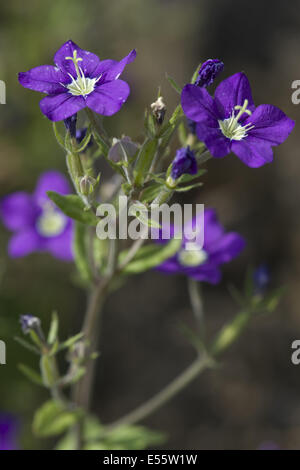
[[92, 129, 109, 156], [129, 202, 161, 229], [134, 138, 158, 186], [18, 364, 44, 386], [55, 430, 77, 450], [211, 310, 252, 357], [85, 424, 166, 450], [73, 126, 92, 153], [178, 121, 188, 146], [57, 332, 84, 352], [40, 355, 56, 388], [33, 400, 81, 437], [140, 181, 165, 203], [73, 222, 92, 282], [120, 237, 181, 274], [52, 122, 65, 149], [175, 181, 203, 192], [144, 109, 156, 138], [47, 192, 98, 226], [191, 62, 202, 84], [48, 311, 59, 345], [257, 286, 285, 313], [14, 336, 40, 355], [157, 104, 183, 154], [176, 168, 207, 184], [166, 73, 182, 94]]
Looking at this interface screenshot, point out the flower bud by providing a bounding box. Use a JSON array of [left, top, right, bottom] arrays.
[[150, 96, 166, 125], [79, 175, 98, 196], [63, 113, 77, 138], [195, 59, 224, 87], [170, 147, 197, 180], [20, 315, 41, 335]]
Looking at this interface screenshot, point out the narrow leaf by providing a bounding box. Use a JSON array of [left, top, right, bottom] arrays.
[[47, 192, 98, 226], [18, 364, 44, 386], [134, 139, 158, 186], [120, 238, 182, 274]]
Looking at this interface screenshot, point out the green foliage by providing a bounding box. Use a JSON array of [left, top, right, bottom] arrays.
[[166, 74, 182, 94], [18, 364, 44, 387], [55, 416, 165, 450], [47, 311, 59, 346], [120, 238, 182, 274], [47, 191, 98, 225], [73, 222, 92, 282], [84, 424, 166, 450], [33, 400, 81, 437], [134, 138, 158, 186]]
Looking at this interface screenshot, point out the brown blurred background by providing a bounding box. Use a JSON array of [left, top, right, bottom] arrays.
[[0, 0, 300, 449]]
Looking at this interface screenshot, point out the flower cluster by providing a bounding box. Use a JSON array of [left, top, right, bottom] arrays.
[[2, 40, 295, 452], [1, 42, 294, 277]]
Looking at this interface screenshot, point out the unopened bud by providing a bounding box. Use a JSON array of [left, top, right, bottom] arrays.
[[79, 175, 98, 196], [151, 96, 166, 125], [20, 315, 41, 335]]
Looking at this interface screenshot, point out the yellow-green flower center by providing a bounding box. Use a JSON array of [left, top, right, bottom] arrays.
[[64, 50, 101, 97], [178, 244, 208, 267], [218, 99, 254, 141], [37, 203, 67, 237]]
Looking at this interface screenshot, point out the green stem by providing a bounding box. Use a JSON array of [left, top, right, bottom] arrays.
[[188, 279, 205, 340], [106, 353, 213, 430], [105, 309, 253, 430]]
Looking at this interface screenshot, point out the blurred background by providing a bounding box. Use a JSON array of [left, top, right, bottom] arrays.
[[0, 0, 300, 450]]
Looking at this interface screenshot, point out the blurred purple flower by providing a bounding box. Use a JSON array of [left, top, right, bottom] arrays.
[[195, 59, 224, 87], [181, 72, 294, 167], [19, 40, 136, 121], [158, 208, 245, 284], [171, 147, 197, 180], [0, 171, 73, 260], [253, 264, 270, 293], [0, 414, 18, 450]]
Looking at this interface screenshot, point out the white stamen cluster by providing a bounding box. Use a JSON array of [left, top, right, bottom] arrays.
[[63, 50, 101, 97], [218, 99, 254, 141], [37, 203, 67, 237], [178, 244, 208, 267]]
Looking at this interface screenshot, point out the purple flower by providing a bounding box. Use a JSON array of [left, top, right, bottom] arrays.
[[0, 171, 73, 260], [0, 414, 19, 450], [170, 147, 197, 180], [18, 40, 136, 121], [181, 72, 295, 168], [195, 59, 224, 87], [158, 209, 245, 284]]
